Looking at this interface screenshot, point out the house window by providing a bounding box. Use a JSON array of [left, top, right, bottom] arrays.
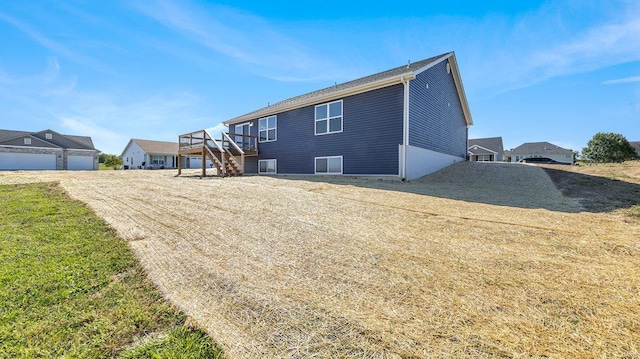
[[258, 159, 276, 174], [315, 156, 342, 174], [45, 133, 52, 139], [151, 155, 165, 166], [315, 100, 343, 135], [24, 138, 31, 145], [258, 115, 277, 142]]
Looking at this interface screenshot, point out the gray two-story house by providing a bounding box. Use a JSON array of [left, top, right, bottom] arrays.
[[179, 52, 473, 180]]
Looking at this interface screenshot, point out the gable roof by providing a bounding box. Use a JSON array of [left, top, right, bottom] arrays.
[[223, 52, 472, 126], [128, 139, 178, 155], [510, 142, 572, 154], [0, 129, 96, 150], [0, 130, 31, 142], [468, 145, 497, 155], [468, 137, 503, 154]]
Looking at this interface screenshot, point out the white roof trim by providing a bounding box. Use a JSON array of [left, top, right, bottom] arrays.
[[449, 54, 473, 126], [467, 144, 498, 154], [412, 52, 452, 75]]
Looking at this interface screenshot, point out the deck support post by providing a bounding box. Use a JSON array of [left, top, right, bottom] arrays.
[[201, 147, 206, 177], [177, 154, 182, 175]]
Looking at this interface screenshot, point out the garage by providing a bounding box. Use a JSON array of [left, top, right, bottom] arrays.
[[67, 155, 94, 170], [0, 152, 57, 170]]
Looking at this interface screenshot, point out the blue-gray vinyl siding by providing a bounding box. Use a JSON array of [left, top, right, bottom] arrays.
[[232, 84, 404, 175], [408, 60, 467, 157]]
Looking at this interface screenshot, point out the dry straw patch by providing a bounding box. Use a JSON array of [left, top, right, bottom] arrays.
[[2, 162, 639, 358]]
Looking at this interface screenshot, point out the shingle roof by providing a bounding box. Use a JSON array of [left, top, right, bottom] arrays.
[[132, 139, 178, 154], [0, 129, 30, 142], [65, 135, 95, 149], [224, 52, 467, 125], [510, 142, 572, 154], [0, 129, 96, 150], [468, 137, 503, 154]]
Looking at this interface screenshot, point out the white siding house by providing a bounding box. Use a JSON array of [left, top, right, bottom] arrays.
[[121, 138, 213, 169]]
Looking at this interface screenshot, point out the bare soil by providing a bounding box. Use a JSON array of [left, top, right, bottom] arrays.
[[1, 161, 639, 358]]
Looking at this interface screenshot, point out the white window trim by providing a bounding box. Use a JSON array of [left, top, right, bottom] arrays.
[[314, 155, 343, 174], [24, 138, 31, 145], [258, 159, 277, 174], [234, 122, 251, 136], [314, 100, 343, 136], [258, 115, 277, 143], [45, 133, 53, 139]]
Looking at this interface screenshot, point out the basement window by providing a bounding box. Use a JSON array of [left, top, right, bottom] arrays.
[[258, 159, 276, 174], [315, 156, 342, 174]]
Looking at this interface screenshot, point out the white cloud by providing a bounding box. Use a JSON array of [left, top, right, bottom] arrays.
[[205, 122, 227, 136], [59, 117, 127, 154], [0, 59, 216, 154], [413, 1, 640, 97], [0, 12, 109, 72], [526, 18, 640, 80], [50, 90, 217, 154], [131, 0, 347, 82], [602, 76, 640, 85]]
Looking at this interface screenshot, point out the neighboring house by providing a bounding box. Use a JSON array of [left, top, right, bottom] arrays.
[[630, 141, 640, 157], [508, 142, 575, 164], [180, 51, 473, 180], [503, 150, 513, 163], [468, 137, 503, 162], [0, 129, 98, 170], [121, 138, 212, 169]]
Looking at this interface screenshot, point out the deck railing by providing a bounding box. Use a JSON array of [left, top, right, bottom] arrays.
[[178, 131, 257, 153], [177, 129, 257, 177], [224, 132, 258, 153]]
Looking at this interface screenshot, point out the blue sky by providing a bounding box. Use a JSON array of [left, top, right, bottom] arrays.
[[1, 0, 638, 155]]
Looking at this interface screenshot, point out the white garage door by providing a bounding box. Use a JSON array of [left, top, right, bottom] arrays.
[[68, 155, 94, 170], [0, 152, 57, 170]]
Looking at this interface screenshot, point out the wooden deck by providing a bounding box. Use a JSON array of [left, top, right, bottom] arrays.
[[177, 130, 257, 177]]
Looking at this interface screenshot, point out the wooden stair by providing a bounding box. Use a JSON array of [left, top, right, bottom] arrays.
[[178, 129, 256, 177]]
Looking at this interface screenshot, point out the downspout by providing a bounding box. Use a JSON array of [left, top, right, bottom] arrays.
[[401, 76, 410, 181]]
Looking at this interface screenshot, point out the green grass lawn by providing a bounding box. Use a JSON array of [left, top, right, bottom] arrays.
[[99, 163, 116, 170], [0, 182, 222, 358]]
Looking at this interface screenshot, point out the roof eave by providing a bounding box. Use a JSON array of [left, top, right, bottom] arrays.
[[446, 53, 473, 127], [467, 144, 497, 154], [223, 73, 416, 125]]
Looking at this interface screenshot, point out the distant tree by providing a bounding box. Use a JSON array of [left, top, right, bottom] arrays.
[[98, 153, 108, 163], [103, 154, 123, 169], [581, 132, 638, 163], [571, 150, 579, 162]]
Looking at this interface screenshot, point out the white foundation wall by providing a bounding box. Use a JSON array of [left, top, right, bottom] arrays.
[[404, 144, 464, 180]]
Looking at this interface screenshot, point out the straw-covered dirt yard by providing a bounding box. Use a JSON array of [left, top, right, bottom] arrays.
[[2, 161, 639, 358]]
